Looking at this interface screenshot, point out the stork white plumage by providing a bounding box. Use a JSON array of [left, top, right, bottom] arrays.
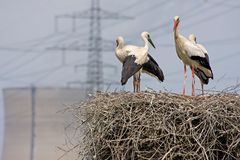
[[115, 32, 164, 92], [188, 34, 213, 96], [173, 16, 213, 96]]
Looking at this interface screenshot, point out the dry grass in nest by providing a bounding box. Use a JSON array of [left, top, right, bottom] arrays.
[[72, 91, 240, 160]]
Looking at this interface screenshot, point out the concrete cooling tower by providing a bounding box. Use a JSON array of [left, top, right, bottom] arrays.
[[2, 87, 86, 160]]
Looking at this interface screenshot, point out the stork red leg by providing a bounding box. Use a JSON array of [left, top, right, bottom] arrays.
[[182, 64, 187, 95], [191, 64, 195, 96]]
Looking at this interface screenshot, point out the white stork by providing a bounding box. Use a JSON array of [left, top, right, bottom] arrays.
[[188, 34, 213, 95], [115, 32, 164, 92], [115, 36, 142, 92], [173, 16, 213, 96]]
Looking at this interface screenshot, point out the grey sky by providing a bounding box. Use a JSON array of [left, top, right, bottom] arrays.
[[0, 0, 240, 158]]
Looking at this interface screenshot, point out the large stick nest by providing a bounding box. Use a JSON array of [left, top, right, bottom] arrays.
[[74, 92, 240, 160]]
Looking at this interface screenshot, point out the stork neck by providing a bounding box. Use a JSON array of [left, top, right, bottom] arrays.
[[174, 24, 180, 38], [142, 36, 149, 50], [117, 41, 124, 49]]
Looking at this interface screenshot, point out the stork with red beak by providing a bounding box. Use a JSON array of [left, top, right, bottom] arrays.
[[173, 16, 213, 96]]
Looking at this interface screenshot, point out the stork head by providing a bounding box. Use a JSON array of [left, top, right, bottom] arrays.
[[188, 34, 197, 43], [116, 36, 124, 47], [141, 31, 156, 49], [173, 16, 180, 31]]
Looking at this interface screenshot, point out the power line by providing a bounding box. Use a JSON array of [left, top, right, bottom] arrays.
[[0, 25, 90, 78], [33, 65, 64, 84], [0, 21, 88, 49], [0, 46, 44, 53], [104, 0, 172, 39], [0, 21, 90, 73], [146, 1, 206, 33], [155, 1, 240, 38], [0, 65, 64, 80], [117, 0, 147, 12], [133, 0, 169, 16], [158, 34, 240, 48], [0, 51, 47, 77], [2, 0, 141, 48], [184, 4, 240, 29], [141, 0, 228, 41]]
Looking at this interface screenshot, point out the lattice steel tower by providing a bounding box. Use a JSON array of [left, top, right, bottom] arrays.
[[51, 0, 131, 93], [87, 0, 103, 92]]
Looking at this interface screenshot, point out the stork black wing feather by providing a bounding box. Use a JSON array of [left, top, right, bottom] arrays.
[[190, 56, 212, 71], [142, 54, 164, 82], [121, 55, 142, 85]]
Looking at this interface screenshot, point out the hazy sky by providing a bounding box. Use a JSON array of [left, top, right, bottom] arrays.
[[0, 0, 240, 158]]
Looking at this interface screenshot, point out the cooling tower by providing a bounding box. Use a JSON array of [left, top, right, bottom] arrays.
[[2, 87, 86, 160]]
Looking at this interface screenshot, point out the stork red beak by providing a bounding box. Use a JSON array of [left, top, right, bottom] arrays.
[[173, 20, 177, 32]]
